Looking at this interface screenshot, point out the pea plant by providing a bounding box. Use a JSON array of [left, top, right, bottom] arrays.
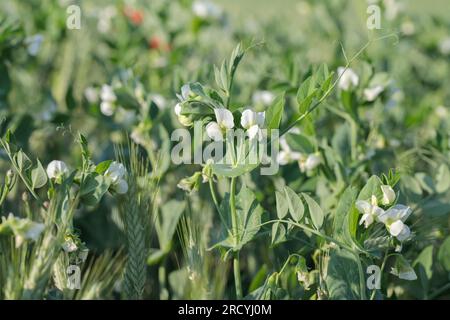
[[0, 0, 449, 301]]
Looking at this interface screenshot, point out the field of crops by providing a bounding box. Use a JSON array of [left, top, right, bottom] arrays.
[[0, 0, 449, 301]]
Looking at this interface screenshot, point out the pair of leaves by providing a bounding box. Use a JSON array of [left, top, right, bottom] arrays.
[[276, 186, 324, 230], [215, 185, 263, 252], [13, 149, 47, 190], [297, 64, 334, 115]]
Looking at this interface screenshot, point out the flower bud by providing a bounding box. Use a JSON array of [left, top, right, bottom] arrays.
[[381, 185, 396, 206]]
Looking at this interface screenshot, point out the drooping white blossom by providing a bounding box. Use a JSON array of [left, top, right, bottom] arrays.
[[252, 90, 275, 106], [337, 67, 359, 91], [100, 85, 117, 116], [46, 160, 69, 180], [378, 204, 412, 241], [206, 108, 234, 141], [364, 85, 384, 102], [241, 109, 265, 140], [105, 161, 128, 194], [381, 185, 396, 206]]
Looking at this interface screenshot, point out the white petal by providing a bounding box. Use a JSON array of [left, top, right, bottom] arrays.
[[359, 213, 374, 228], [181, 84, 191, 100], [396, 224, 411, 242], [241, 109, 254, 129], [100, 102, 115, 116], [206, 122, 223, 141], [364, 85, 384, 102], [305, 154, 321, 170], [247, 125, 261, 140], [215, 108, 234, 129], [356, 200, 371, 215], [389, 220, 405, 237], [399, 270, 417, 280], [101, 85, 116, 102], [337, 67, 359, 91], [277, 151, 289, 165], [46, 160, 68, 179], [256, 112, 266, 127], [106, 162, 127, 183], [381, 185, 396, 205], [115, 179, 129, 194], [174, 103, 182, 116]]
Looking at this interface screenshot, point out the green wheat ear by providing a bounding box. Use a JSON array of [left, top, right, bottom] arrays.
[[116, 140, 158, 300]]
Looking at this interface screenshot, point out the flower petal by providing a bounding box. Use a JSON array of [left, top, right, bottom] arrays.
[[388, 220, 405, 237], [356, 200, 371, 215], [241, 109, 254, 129], [206, 122, 223, 141], [381, 185, 396, 205], [215, 108, 234, 129]]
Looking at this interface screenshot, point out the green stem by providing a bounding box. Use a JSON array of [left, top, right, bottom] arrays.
[[370, 248, 390, 300], [229, 177, 242, 299], [209, 178, 221, 215], [355, 253, 367, 300]]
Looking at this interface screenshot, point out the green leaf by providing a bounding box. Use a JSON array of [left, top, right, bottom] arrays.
[[211, 162, 259, 178], [333, 186, 357, 245], [285, 133, 314, 154], [297, 77, 318, 115], [438, 237, 450, 272], [414, 245, 434, 292], [265, 93, 285, 130], [435, 164, 450, 193], [95, 160, 113, 175], [214, 185, 263, 251], [302, 193, 324, 229], [325, 248, 361, 299], [275, 190, 288, 219], [358, 175, 383, 201], [271, 222, 286, 245], [284, 186, 304, 222], [80, 174, 111, 206], [234, 185, 264, 250], [31, 159, 47, 189], [158, 200, 185, 247], [15, 150, 31, 172]]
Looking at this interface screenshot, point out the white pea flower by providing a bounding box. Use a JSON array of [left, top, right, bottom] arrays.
[[252, 90, 275, 106], [337, 67, 359, 91], [84, 87, 99, 104], [299, 153, 321, 172], [105, 162, 128, 194], [364, 85, 384, 102], [381, 185, 396, 206], [241, 109, 265, 140], [177, 84, 196, 102], [206, 108, 234, 141], [192, 1, 222, 19], [97, 6, 117, 33], [62, 237, 78, 253], [277, 137, 302, 165], [24, 222, 45, 242], [100, 85, 117, 116], [46, 160, 69, 181], [101, 85, 116, 102], [356, 195, 384, 228], [174, 103, 193, 127], [115, 179, 129, 194], [378, 205, 412, 241], [26, 34, 43, 56]]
